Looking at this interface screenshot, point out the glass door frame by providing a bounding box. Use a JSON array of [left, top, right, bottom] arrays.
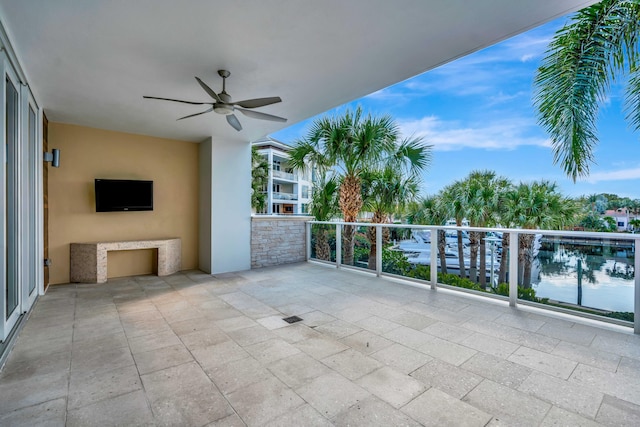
[[21, 86, 41, 312], [1, 54, 21, 339], [0, 50, 42, 342]]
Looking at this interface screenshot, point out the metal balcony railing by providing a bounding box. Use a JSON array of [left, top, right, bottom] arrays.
[[272, 170, 297, 181], [273, 192, 298, 201], [305, 221, 640, 334]]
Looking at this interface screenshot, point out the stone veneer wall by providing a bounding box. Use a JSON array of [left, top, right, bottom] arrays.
[[251, 216, 309, 268]]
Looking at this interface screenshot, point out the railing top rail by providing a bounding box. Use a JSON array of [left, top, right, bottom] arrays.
[[306, 220, 640, 241]]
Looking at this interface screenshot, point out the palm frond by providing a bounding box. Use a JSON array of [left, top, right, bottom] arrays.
[[534, 0, 638, 181], [626, 67, 640, 129]]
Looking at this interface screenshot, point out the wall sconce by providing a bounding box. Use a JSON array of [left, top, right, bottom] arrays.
[[44, 148, 60, 168]]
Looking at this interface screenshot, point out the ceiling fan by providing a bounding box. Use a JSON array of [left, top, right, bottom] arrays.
[[143, 70, 287, 131]]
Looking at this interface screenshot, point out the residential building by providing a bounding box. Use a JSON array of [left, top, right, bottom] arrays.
[[0, 0, 598, 374], [252, 138, 313, 215], [603, 207, 640, 231]]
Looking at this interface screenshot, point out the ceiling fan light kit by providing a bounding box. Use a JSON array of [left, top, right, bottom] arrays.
[[143, 70, 286, 131]]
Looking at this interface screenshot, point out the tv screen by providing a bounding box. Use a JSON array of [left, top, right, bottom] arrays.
[[95, 179, 153, 212]]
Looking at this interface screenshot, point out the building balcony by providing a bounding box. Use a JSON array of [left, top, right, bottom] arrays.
[[273, 191, 298, 201], [1, 258, 638, 425], [272, 170, 298, 181]]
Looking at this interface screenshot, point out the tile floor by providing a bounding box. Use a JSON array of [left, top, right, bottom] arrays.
[[1, 262, 639, 426]]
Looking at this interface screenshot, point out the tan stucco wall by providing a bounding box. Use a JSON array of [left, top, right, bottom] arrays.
[[48, 123, 199, 284]]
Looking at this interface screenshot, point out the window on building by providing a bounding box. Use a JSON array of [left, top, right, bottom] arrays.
[[301, 185, 309, 199], [273, 160, 281, 171], [618, 221, 625, 227], [301, 204, 309, 214]]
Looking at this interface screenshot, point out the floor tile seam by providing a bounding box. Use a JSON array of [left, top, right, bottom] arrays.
[[65, 289, 80, 417], [0, 389, 69, 419], [327, 394, 425, 426], [516, 372, 605, 420], [410, 354, 489, 387], [132, 340, 191, 425], [506, 346, 579, 380], [67, 387, 150, 417], [213, 358, 307, 424], [459, 331, 522, 358], [419, 324, 474, 345], [461, 377, 555, 423], [292, 375, 367, 423], [469, 327, 551, 354], [66, 367, 149, 413], [533, 329, 595, 349], [441, 364, 493, 402], [593, 393, 619, 424], [317, 348, 374, 381], [394, 384, 433, 416]]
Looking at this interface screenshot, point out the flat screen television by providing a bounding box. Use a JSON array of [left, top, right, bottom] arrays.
[[95, 179, 153, 212]]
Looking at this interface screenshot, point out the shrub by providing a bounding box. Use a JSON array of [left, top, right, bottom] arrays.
[[495, 283, 543, 302], [382, 249, 411, 275]]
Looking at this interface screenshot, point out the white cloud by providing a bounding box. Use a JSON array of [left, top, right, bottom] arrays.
[[520, 54, 535, 62], [582, 167, 640, 183], [398, 115, 550, 151]]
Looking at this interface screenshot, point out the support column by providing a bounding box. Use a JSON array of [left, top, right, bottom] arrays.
[[199, 137, 251, 274]]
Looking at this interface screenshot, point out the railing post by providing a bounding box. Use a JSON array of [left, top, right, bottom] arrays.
[[635, 238, 640, 334], [429, 227, 437, 290], [376, 224, 382, 277], [335, 223, 342, 269], [306, 222, 312, 261], [509, 231, 519, 307]]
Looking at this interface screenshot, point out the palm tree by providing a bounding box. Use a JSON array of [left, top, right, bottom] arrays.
[[462, 171, 511, 288], [534, 0, 640, 180], [309, 175, 339, 261], [251, 146, 269, 212], [361, 166, 422, 270], [502, 181, 578, 287], [440, 181, 468, 278], [406, 195, 450, 274], [289, 107, 430, 265]]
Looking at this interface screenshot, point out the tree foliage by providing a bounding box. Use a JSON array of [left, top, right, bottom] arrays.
[[251, 146, 269, 212], [288, 106, 431, 265], [534, 0, 640, 180]]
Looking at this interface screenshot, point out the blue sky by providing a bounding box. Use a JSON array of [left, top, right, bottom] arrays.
[[271, 16, 640, 200]]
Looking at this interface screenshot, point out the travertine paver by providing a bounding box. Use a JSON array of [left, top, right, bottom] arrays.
[[410, 358, 483, 399], [402, 388, 492, 426], [296, 372, 370, 418], [356, 366, 426, 408], [1, 262, 640, 426], [518, 371, 604, 418], [333, 395, 422, 427], [464, 379, 552, 425]]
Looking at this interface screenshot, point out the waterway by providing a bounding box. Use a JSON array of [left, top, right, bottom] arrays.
[[532, 237, 635, 313]]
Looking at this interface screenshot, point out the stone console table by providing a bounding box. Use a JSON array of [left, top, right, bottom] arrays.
[[70, 238, 181, 283]]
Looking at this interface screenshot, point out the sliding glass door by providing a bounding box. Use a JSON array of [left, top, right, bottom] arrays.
[[1, 53, 42, 342], [2, 65, 20, 336]]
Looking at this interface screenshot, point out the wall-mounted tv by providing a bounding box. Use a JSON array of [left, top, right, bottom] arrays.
[[95, 179, 153, 212]]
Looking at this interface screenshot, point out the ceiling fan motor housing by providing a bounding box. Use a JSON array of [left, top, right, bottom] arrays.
[[213, 103, 233, 115]]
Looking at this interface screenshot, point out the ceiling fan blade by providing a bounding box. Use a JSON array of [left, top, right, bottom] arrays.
[[195, 77, 222, 103], [233, 97, 282, 109], [176, 107, 214, 120], [226, 114, 242, 131], [237, 108, 287, 123], [143, 96, 208, 105]]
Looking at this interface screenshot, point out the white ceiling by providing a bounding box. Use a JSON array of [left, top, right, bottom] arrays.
[[0, 0, 596, 143]]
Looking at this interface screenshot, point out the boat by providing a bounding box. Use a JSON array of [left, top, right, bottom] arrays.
[[392, 230, 501, 281]]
